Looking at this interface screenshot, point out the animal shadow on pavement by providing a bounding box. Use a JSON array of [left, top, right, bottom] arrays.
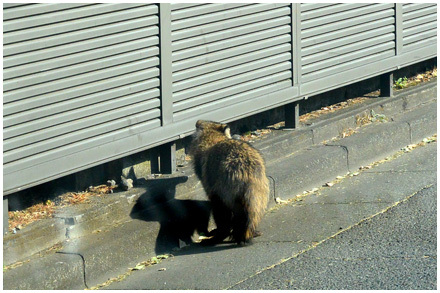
[[130, 176, 213, 255]]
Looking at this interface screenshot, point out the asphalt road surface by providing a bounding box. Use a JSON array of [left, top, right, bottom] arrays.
[[232, 183, 437, 290]]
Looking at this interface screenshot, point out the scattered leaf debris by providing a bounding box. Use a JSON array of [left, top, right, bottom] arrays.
[[3, 259, 31, 272], [7, 184, 118, 233], [58, 184, 117, 206], [300, 97, 371, 124], [8, 200, 56, 232], [88, 254, 172, 290], [275, 197, 289, 204]]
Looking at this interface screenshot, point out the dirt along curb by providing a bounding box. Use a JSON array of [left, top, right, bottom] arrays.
[[3, 79, 437, 290]]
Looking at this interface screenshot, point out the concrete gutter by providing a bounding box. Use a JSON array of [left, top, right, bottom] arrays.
[[3, 79, 437, 289]]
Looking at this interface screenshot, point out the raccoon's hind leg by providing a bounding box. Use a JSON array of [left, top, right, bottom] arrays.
[[231, 200, 252, 245], [232, 200, 256, 245], [200, 195, 232, 245]]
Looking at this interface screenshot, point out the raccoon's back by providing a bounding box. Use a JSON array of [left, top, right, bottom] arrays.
[[203, 140, 266, 191]]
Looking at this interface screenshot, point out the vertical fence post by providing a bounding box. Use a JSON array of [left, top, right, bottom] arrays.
[[379, 4, 402, 99], [291, 3, 302, 90], [159, 3, 173, 126], [158, 4, 176, 173], [395, 3, 403, 57], [291, 3, 299, 87], [285, 4, 301, 129]]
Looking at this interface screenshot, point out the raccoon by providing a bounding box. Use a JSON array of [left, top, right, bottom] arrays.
[[190, 120, 269, 245]]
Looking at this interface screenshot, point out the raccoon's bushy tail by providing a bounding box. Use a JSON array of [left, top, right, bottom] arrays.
[[241, 176, 270, 242]]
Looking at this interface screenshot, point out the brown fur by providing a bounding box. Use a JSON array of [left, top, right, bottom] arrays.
[[190, 120, 269, 245]]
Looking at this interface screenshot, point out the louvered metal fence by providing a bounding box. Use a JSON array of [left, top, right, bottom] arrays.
[[3, 3, 437, 195]]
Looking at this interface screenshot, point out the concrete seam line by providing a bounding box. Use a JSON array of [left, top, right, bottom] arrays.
[[56, 251, 88, 289], [326, 144, 350, 172], [405, 120, 414, 144], [311, 128, 316, 145]]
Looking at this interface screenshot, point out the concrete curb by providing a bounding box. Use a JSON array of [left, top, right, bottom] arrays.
[[3, 80, 437, 289]]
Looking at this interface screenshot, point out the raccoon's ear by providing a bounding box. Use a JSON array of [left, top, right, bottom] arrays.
[[195, 120, 204, 129], [223, 125, 232, 138]]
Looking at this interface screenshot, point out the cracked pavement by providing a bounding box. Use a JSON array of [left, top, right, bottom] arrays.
[[103, 136, 436, 290]]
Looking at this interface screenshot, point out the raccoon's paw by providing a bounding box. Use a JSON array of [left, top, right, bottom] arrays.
[[234, 231, 261, 246], [205, 228, 218, 237], [199, 237, 222, 246], [198, 229, 231, 246]]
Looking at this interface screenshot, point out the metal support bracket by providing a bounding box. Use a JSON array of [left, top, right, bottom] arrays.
[[4, 196, 9, 234], [284, 101, 300, 130], [379, 72, 394, 98], [159, 142, 177, 174]]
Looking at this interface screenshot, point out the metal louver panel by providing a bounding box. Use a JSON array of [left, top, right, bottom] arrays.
[[402, 3, 437, 53], [3, 3, 437, 195], [170, 3, 293, 122], [300, 3, 396, 83], [3, 4, 161, 190]]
